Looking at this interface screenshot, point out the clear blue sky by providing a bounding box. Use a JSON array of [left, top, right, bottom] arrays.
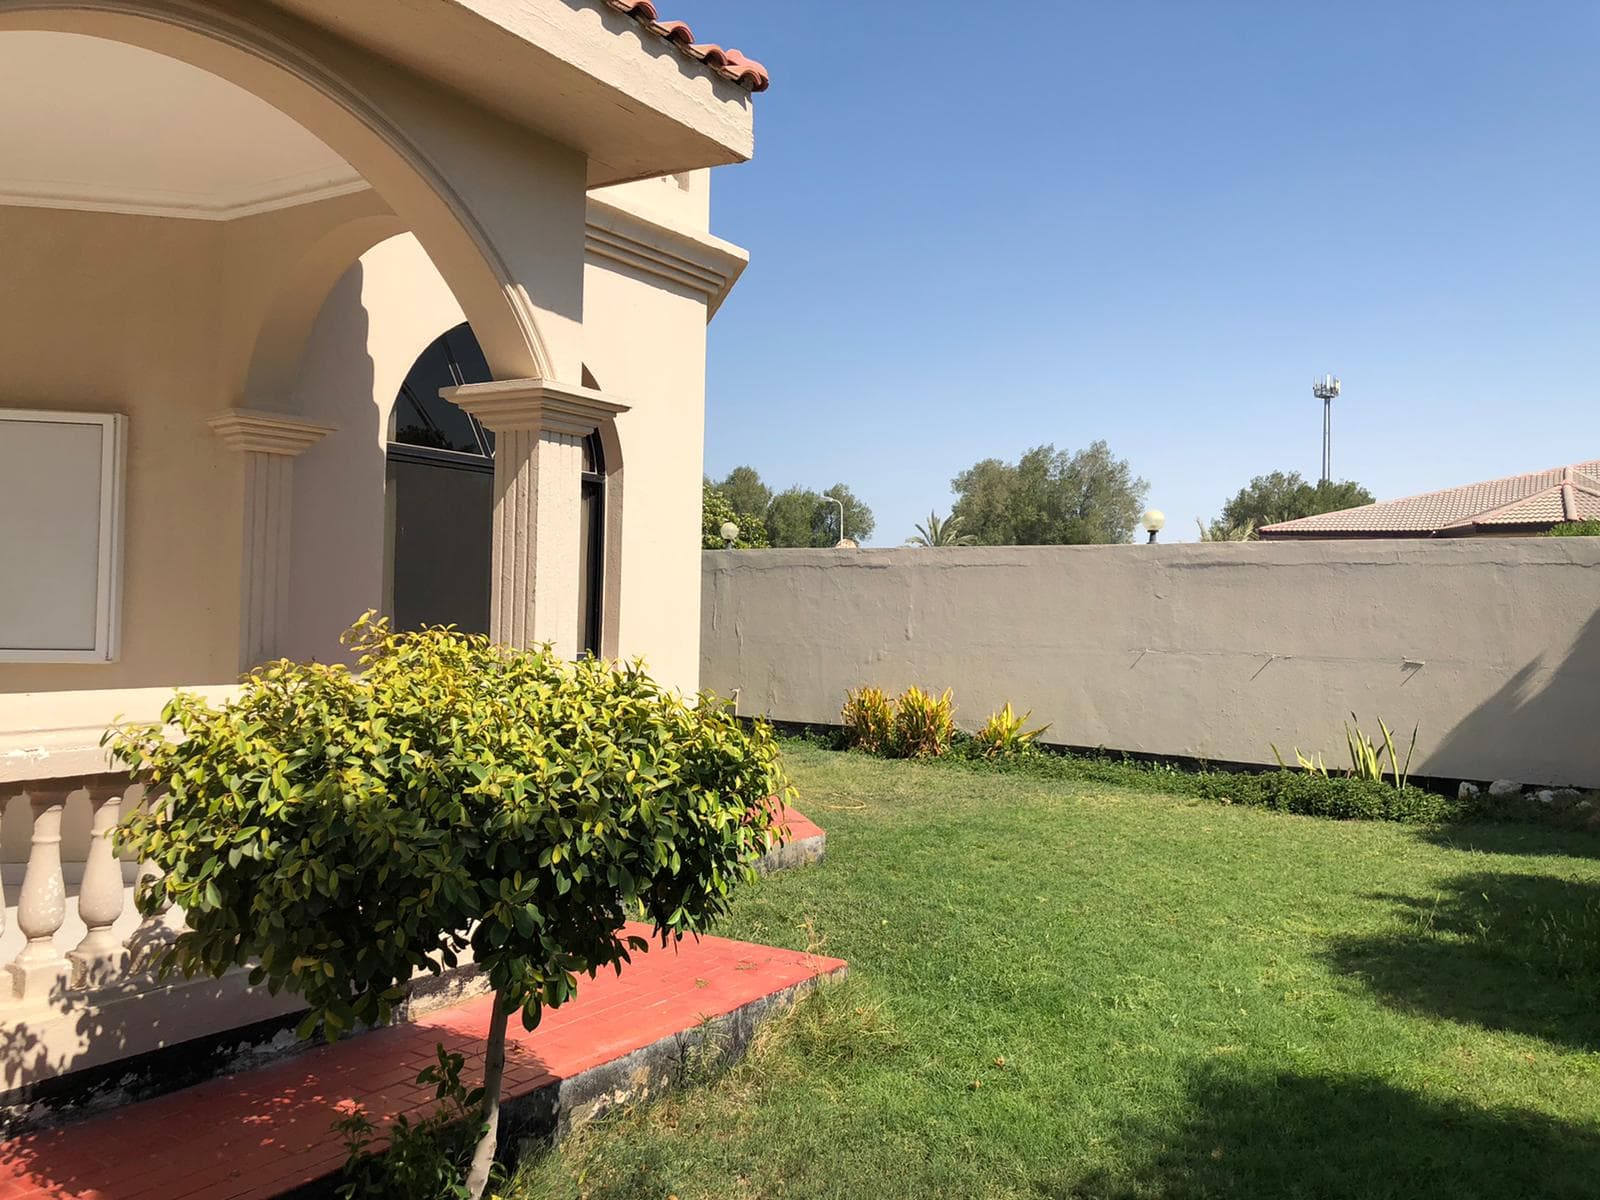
[[685, 1, 1600, 544]]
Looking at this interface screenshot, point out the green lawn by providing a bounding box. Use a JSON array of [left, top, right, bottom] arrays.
[[514, 743, 1600, 1199]]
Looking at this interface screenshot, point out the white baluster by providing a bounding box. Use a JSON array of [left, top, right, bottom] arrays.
[[69, 788, 127, 988], [126, 860, 176, 975], [9, 790, 71, 1001]]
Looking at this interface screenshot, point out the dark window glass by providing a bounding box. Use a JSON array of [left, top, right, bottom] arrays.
[[388, 455, 493, 634], [391, 325, 493, 455], [579, 432, 605, 655]]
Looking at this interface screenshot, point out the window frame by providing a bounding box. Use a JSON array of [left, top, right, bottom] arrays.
[[0, 409, 126, 664]]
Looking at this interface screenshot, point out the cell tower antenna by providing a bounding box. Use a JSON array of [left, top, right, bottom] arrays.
[[1312, 374, 1341, 484]]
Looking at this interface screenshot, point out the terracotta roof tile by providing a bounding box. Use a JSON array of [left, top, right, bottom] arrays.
[[1258, 460, 1600, 538], [603, 1, 770, 92]]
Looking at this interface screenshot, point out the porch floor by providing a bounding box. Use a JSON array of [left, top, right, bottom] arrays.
[[0, 923, 845, 1199]]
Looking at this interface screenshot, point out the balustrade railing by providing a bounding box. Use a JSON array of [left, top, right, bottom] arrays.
[[0, 780, 178, 1006]]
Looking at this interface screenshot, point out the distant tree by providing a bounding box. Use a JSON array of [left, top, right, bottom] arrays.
[[949, 441, 1148, 545], [765, 484, 875, 547], [764, 487, 826, 547], [820, 483, 875, 545], [1215, 471, 1373, 531], [701, 483, 768, 548], [906, 511, 976, 547], [714, 465, 773, 523]]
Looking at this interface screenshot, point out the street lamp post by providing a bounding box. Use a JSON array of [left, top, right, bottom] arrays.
[[1142, 509, 1166, 544], [829, 496, 846, 548]]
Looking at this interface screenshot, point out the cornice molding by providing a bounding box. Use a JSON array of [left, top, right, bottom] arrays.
[[444, 379, 631, 437], [585, 195, 749, 318], [207, 409, 335, 455], [0, 175, 371, 223]]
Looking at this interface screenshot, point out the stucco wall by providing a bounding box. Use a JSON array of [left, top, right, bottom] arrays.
[[702, 541, 1600, 787], [581, 243, 712, 695], [0, 205, 240, 693]]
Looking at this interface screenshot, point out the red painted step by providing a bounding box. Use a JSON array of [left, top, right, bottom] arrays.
[[1, 923, 843, 1199]]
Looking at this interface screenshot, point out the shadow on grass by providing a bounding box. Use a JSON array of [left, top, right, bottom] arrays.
[[1073, 1063, 1600, 1200], [1422, 819, 1600, 860], [1325, 872, 1600, 1051]]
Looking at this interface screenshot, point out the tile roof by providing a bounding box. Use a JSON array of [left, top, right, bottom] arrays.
[[1258, 460, 1600, 538], [603, 1, 770, 92]]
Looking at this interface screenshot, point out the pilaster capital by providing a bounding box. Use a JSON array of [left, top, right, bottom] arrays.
[[442, 378, 631, 437], [207, 409, 335, 456]]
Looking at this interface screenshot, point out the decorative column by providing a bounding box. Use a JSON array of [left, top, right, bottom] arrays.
[[10, 789, 70, 1001], [445, 380, 628, 657], [208, 409, 334, 668], [69, 787, 126, 988]]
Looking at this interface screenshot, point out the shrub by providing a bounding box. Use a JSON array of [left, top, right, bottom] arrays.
[[1547, 520, 1600, 537], [841, 687, 895, 755], [110, 616, 788, 1199], [894, 687, 956, 759], [976, 703, 1051, 758], [335, 1046, 487, 1199]]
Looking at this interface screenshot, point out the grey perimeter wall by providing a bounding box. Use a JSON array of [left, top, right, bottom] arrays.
[[701, 541, 1600, 788]]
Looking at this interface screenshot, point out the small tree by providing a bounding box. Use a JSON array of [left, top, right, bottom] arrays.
[[109, 617, 788, 1198], [702, 481, 770, 548]]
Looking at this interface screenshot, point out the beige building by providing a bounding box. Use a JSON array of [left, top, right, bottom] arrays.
[[0, 0, 763, 1107]]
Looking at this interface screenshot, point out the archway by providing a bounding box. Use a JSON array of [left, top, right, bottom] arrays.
[[384, 323, 610, 656], [0, 0, 558, 381]]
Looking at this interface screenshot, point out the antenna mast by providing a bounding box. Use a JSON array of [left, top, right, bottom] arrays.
[[1312, 374, 1341, 484]]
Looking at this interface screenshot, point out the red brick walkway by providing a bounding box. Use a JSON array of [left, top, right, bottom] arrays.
[[2, 914, 842, 1199]]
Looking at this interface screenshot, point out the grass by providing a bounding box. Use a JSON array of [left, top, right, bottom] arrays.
[[511, 742, 1600, 1199]]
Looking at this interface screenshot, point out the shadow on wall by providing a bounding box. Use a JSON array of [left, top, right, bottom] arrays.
[[1324, 871, 1600, 1053], [1072, 1061, 1600, 1199], [1430, 605, 1600, 788], [285, 259, 380, 667]]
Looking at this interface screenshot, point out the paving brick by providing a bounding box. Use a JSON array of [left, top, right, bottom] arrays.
[[0, 922, 844, 1200]]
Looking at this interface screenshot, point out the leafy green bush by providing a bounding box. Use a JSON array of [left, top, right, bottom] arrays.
[[1547, 520, 1600, 537], [841, 687, 895, 755], [110, 616, 788, 1199], [893, 687, 956, 758]]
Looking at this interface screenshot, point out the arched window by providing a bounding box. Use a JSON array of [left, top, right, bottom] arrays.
[[385, 324, 494, 635], [385, 322, 607, 656], [390, 323, 494, 458]]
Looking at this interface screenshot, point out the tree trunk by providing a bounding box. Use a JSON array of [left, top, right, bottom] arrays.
[[465, 995, 511, 1199]]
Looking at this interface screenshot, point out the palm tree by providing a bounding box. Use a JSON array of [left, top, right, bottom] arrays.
[[1196, 516, 1258, 542], [906, 511, 977, 547]]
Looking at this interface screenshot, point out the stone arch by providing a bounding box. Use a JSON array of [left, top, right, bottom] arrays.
[[0, 0, 557, 380], [243, 208, 410, 411]]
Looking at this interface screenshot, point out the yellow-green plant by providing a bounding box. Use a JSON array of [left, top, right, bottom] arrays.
[[1273, 715, 1417, 790], [894, 686, 956, 758], [977, 703, 1051, 758], [841, 686, 895, 755], [1272, 744, 1330, 777], [1345, 713, 1418, 789], [108, 615, 788, 1200]]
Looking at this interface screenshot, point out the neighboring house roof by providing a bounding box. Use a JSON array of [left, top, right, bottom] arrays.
[[1258, 460, 1600, 538], [603, 1, 771, 92]]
